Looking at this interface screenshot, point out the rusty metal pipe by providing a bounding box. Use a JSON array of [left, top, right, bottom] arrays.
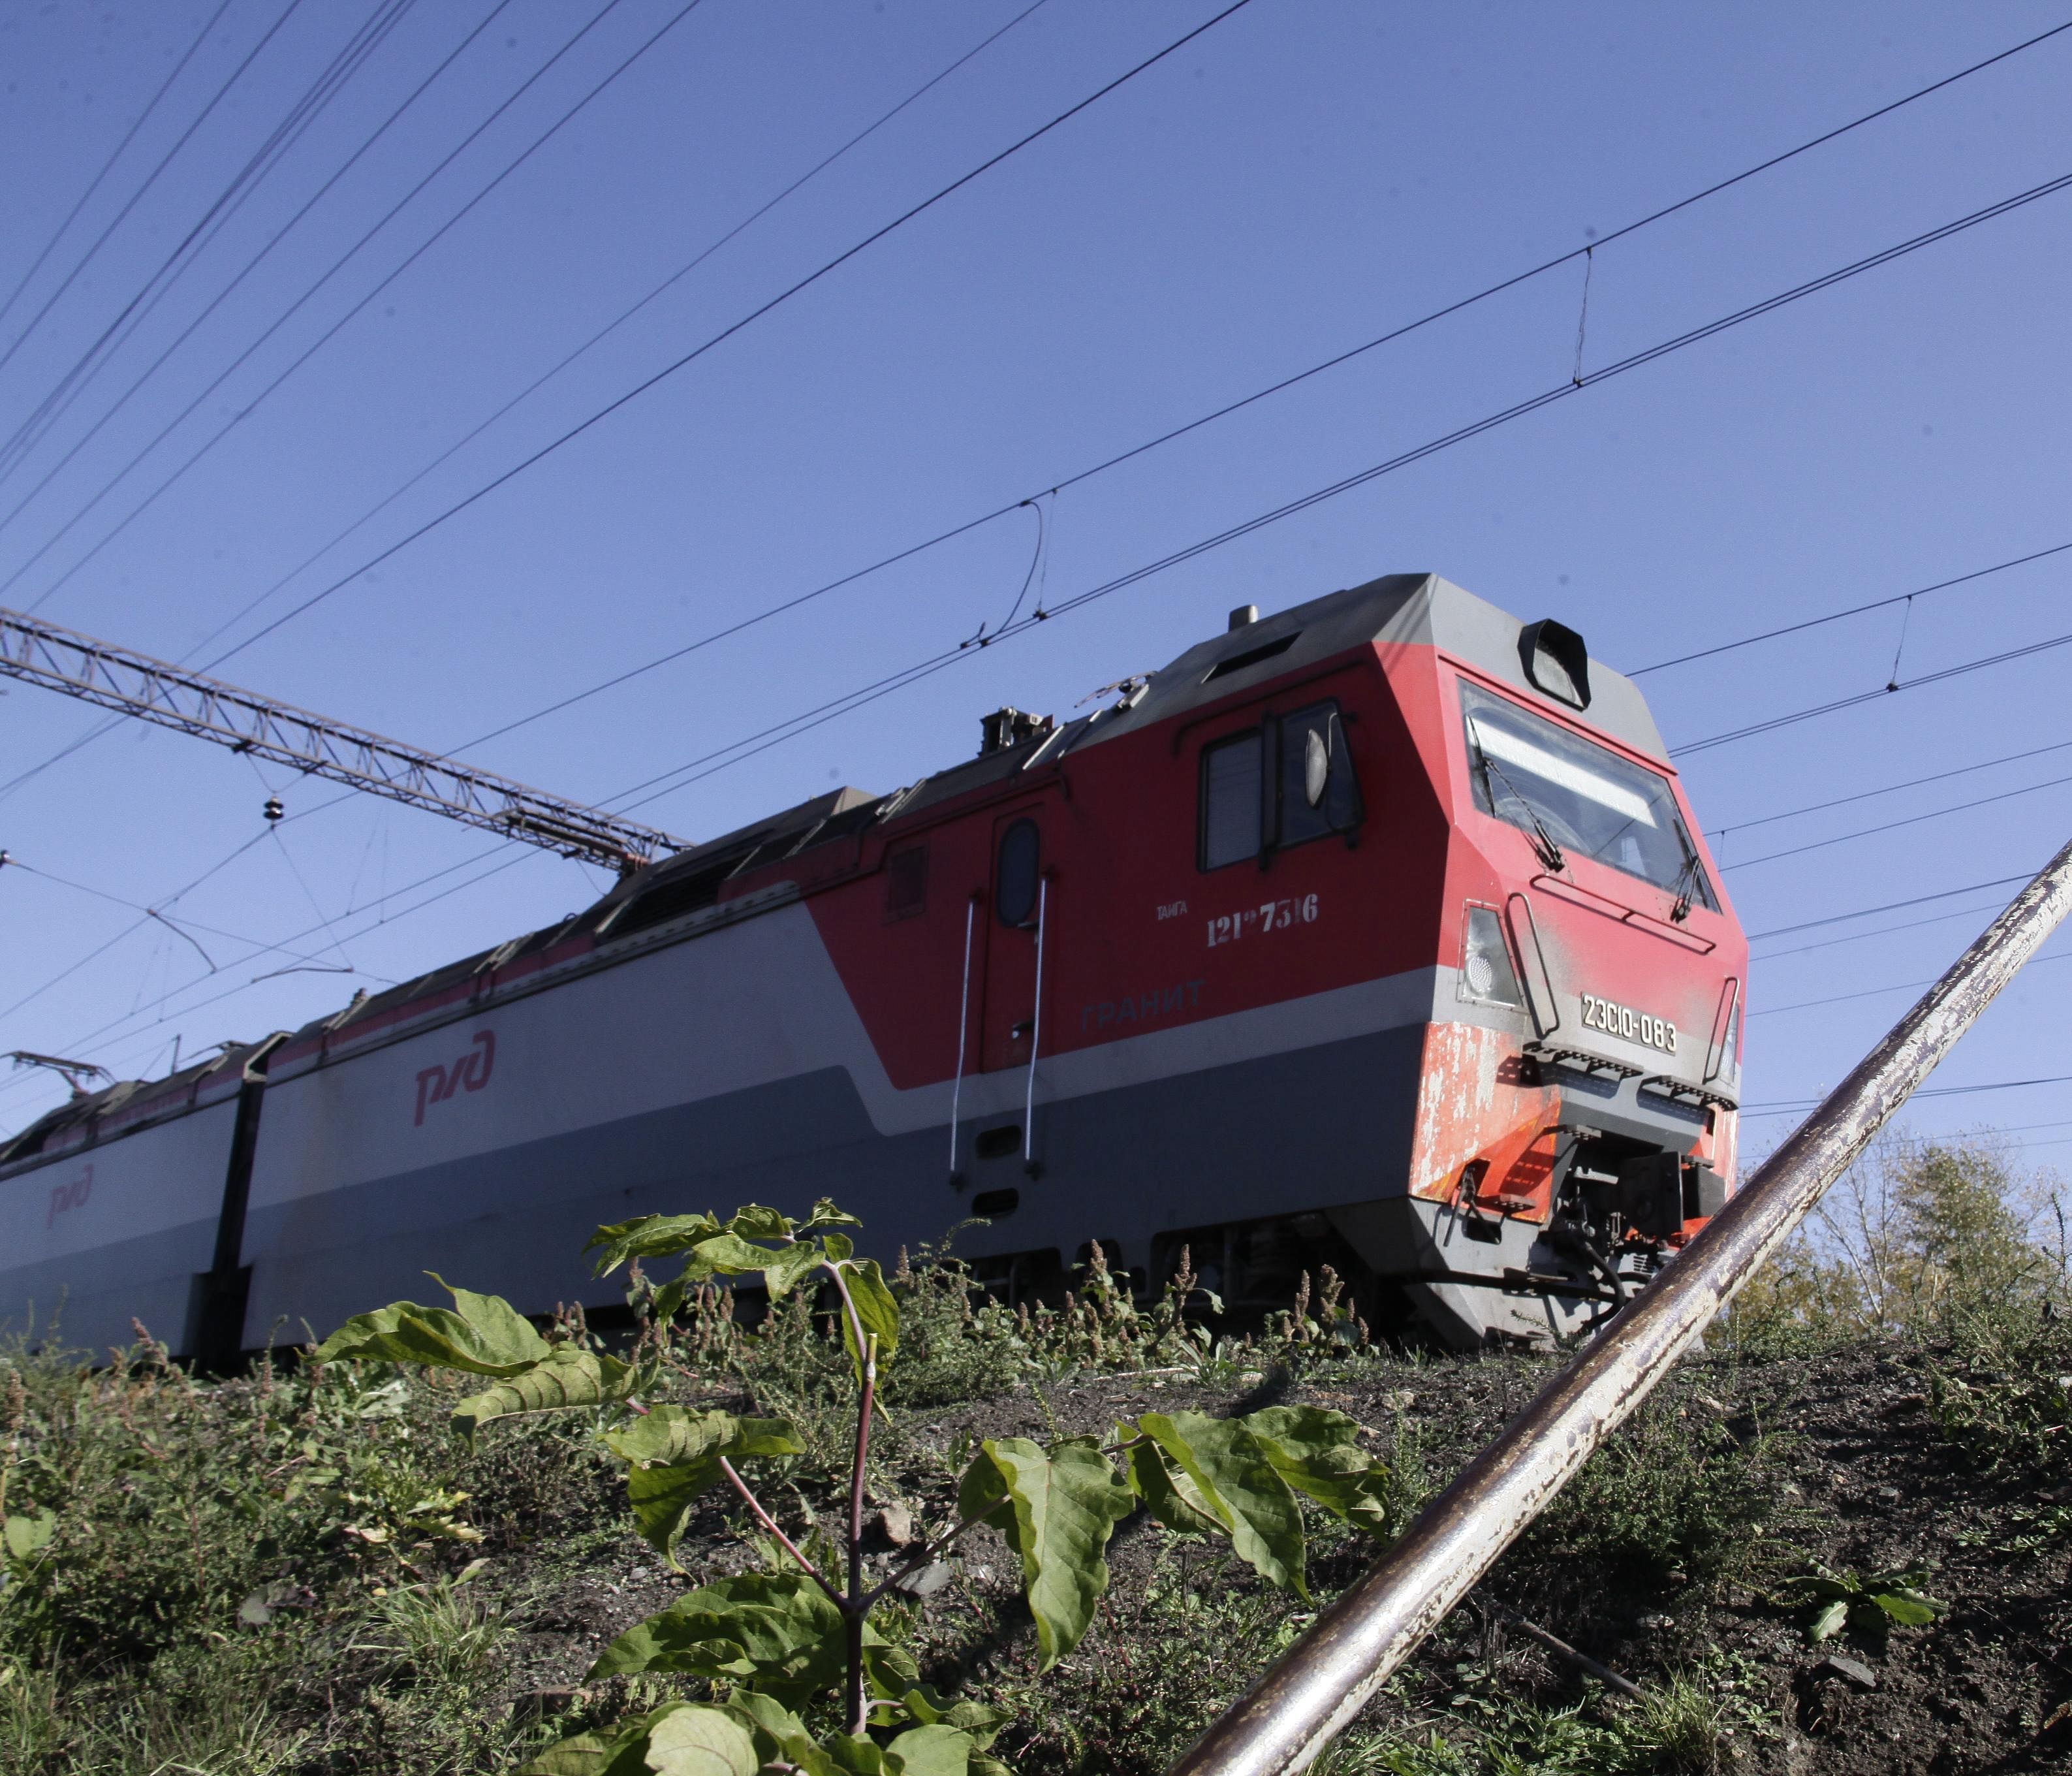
[[1169, 835, 2072, 1776]]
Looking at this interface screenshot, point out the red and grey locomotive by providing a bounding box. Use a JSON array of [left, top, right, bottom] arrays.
[[2, 572, 1746, 1357]]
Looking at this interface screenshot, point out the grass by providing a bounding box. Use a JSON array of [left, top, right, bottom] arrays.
[[3, 1133, 2067, 1773]]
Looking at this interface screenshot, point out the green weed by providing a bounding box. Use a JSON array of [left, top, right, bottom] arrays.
[[1517, 1385, 1791, 1594]]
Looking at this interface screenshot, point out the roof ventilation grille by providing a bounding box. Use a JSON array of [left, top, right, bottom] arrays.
[[1204, 631, 1299, 683]]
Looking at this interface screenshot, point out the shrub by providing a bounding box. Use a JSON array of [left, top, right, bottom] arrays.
[[1722, 1134, 2067, 1354], [305, 1200, 1400, 1775], [1516, 1383, 1791, 1595]]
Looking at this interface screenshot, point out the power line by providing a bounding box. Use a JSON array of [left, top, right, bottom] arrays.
[[1709, 735, 2072, 841], [11, 0, 1246, 643], [166, 0, 1054, 690], [0, 826, 277, 1021], [0, 0, 1043, 799], [0, 0, 419, 488], [183, 0, 1262, 669], [1722, 769, 2072, 871], [591, 164, 2072, 823], [3, 9, 2058, 799], [10, 164, 2069, 1078], [0, 0, 311, 381], [16, 36, 2072, 1089], [1754, 896, 2027, 961], [3, 854, 387, 980], [3, 0, 650, 614], [1751, 945, 2072, 1019], [0, 836, 542, 1107], [1675, 621, 2072, 755], [260, 20, 2072, 761], [0, 0, 236, 341], [1632, 539, 2072, 677], [0, 0, 691, 808], [0, 1, 516, 522], [1747, 872, 2039, 942], [1743, 1073, 2072, 1118]]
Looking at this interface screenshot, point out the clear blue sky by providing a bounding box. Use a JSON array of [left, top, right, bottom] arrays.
[[1, 0, 2068, 1169]]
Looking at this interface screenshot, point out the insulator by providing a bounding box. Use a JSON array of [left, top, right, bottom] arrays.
[[262, 795, 284, 823]]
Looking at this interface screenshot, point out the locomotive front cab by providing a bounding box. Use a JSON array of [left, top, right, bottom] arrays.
[[1331, 590, 1746, 1347]]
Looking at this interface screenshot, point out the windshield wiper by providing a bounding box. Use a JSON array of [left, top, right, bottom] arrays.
[[1667, 829, 1704, 923], [1469, 722, 1565, 873]]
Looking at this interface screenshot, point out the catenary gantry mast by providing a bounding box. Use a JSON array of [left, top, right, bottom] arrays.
[[1, 605, 687, 874]]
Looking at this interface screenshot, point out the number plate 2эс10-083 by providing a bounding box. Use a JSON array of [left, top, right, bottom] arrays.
[[1578, 991, 1676, 1054]]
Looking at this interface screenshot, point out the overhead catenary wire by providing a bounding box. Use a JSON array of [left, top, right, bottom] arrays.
[[1, 855, 385, 979], [0, 0, 421, 488], [0, 0, 236, 341], [0, 0, 518, 523], [0, 0, 309, 380], [4, 0, 651, 614], [163, 0, 1262, 667], [15, 35, 2072, 1095], [0, 0, 695, 808], [9, 0, 1249, 656], [2, 9, 2060, 805], [164, 0, 1054, 678], [1748, 872, 2042, 943], [1634, 538, 2072, 676], [1708, 735, 2072, 841], [0, 826, 279, 1022], [1754, 895, 2032, 960], [217, 18, 2072, 761], [1751, 946, 2072, 1019], [0, 836, 543, 1109], [588, 165, 2072, 821], [0, 0, 1046, 802], [1721, 770, 2072, 871], [1742, 1072, 2072, 1117], [1675, 622, 2072, 756]]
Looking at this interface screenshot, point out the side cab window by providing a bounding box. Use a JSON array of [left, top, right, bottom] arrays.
[[1199, 700, 1361, 870]]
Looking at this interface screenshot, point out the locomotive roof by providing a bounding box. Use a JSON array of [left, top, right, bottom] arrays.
[[1069, 571, 1671, 762], [3, 573, 1671, 1149], [0, 1035, 278, 1168]]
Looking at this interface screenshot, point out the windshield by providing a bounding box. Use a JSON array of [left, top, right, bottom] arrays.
[[1459, 681, 1716, 910]]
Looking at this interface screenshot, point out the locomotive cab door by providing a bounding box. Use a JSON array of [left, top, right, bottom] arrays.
[[979, 805, 1049, 1074]]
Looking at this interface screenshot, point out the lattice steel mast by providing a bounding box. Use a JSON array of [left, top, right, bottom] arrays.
[[1, 606, 687, 874]]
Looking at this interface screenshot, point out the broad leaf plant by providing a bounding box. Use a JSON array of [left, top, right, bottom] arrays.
[[312, 1201, 1394, 1776]]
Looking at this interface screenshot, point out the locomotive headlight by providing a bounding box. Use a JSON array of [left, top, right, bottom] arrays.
[[1460, 904, 1524, 1007]]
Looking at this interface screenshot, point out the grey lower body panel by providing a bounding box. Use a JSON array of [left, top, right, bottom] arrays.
[[241, 1025, 1430, 1345], [0, 1222, 217, 1359], [1328, 1196, 1606, 1350]]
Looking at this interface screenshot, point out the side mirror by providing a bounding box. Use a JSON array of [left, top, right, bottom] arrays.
[[1303, 725, 1330, 808]]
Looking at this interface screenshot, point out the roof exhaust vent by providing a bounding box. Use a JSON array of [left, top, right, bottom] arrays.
[[1518, 618, 1592, 710], [1228, 604, 1259, 631], [978, 706, 1054, 756]]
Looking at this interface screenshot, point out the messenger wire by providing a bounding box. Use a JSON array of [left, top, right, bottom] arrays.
[[586, 164, 2072, 821], [0, 0, 420, 488], [5, 0, 653, 612], [223, 18, 2072, 758], [0, 0, 517, 525], [0, 0, 236, 341], [3, 10, 2060, 801], [0, 0, 308, 379]]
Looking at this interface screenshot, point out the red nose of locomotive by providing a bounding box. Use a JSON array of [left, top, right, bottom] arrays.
[[1341, 604, 1746, 1347]]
